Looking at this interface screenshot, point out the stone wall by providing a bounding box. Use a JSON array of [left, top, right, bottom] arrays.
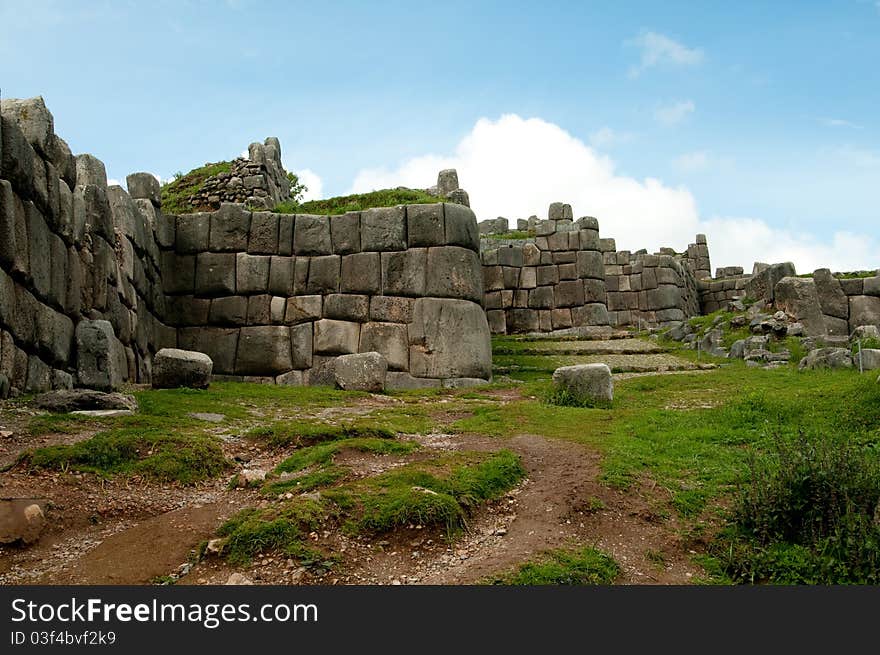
[[161, 202, 491, 388], [0, 96, 492, 395], [480, 204, 609, 334], [698, 271, 751, 314], [0, 96, 173, 396]]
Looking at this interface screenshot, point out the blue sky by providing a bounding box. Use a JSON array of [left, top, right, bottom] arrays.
[[1, 0, 878, 270]]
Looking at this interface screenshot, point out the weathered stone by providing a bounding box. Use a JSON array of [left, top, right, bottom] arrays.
[[813, 269, 849, 320], [385, 371, 441, 390], [360, 322, 409, 370], [323, 294, 369, 322], [554, 280, 585, 308], [294, 214, 332, 255], [236, 326, 293, 375], [408, 298, 490, 379], [341, 252, 381, 294], [178, 327, 238, 375], [370, 296, 414, 323], [248, 212, 279, 254], [444, 203, 479, 251], [425, 246, 483, 303], [196, 253, 236, 295], [864, 277, 880, 297], [851, 325, 880, 341], [407, 204, 445, 247], [75, 320, 123, 391], [306, 255, 340, 294], [175, 213, 210, 253], [151, 348, 213, 389], [855, 349, 880, 371], [75, 154, 107, 188], [437, 169, 459, 196], [646, 285, 680, 310], [798, 347, 853, 371], [551, 363, 613, 405], [507, 308, 540, 332], [334, 352, 387, 392], [528, 286, 554, 309], [126, 172, 160, 206], [382, 249, 427, 296], [361, 206, 406, 251], [571, 303, 610, 326], [25, 356, 52, 394], [284, 295, 322, 324], [328, 212, 360, 254], [313, 319, 360, 355], [0, 499, 46, 545], [235, 253, 270, 294], [209, 296, 248, 325], [209, 204, 251, 251], [850, 296, 880, 332], [267, 256, 295, 295], [774, 277, 825, 336], [744, 262, 796, 303], [290, 323, 313, 369]]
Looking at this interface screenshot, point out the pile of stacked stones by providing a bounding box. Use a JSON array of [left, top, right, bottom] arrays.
[[189, 138, 290, 211], [698, 266, 749, 314], [425, 169, 470, 207], [684, 234, 712, 280], [481, 203, 609, 334]]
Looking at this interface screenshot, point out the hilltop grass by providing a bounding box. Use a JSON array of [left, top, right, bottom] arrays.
[[274, 188, 442, 215], [486, 230, 532, 240], [488, 547, 620, 585], [160, 161, 232, 214]]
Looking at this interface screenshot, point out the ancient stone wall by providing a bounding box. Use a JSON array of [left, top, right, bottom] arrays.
[[480, 203, 609, 334], [0, 96, 174, 396], [698, 268, 750, 314], [160, 202, 491, 388]]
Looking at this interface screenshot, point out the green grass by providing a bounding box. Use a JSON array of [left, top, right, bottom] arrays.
[[274, 188, 443, 215], [262, 465, 348, 497], [486, 230, 532, 240], [488, 546, 620, 585], [217, 501, 327, 565], [160, 161, 232, 214], [274, 437, 418, 474], [247, 422, 398, 449]]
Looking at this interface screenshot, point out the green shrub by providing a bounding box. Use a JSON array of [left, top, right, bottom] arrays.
[[545, 386, 612, 409]]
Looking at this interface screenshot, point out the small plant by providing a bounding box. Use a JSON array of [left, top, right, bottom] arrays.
[[544, 386, 611, 409], [488, 547, 620, 585]]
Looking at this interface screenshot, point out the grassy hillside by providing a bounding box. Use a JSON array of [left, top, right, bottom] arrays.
[[275, 187, 441, 215], [160, 161, 232, 214]]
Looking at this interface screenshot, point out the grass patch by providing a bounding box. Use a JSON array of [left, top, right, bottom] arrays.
[[248, 422, 397, 449], [488, 546, 620, 585], [486, 230, 532, 240], [218, 501, 327, 566], [545, 386, 612, 409], [275, 188, 442, 215], [160, 161, 232, 214], [262, 465, 347, 497], [275, 437, 418, 474]]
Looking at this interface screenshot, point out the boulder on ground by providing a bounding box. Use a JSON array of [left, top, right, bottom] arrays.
[[75, 319, 124, 391], [152, 348, 213, 389], [0, 499, 46, 545], [851, 325, 880, 341], [798, 347, 853, 371], [35, 389, 137, 413], [551, 363, 613, 406], [773, 277, 825, 336], [855, 349, 880, 371], [333, 352, 387, 392]]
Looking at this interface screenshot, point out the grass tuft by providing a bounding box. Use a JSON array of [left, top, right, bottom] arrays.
[[488, 546, 620, 585]]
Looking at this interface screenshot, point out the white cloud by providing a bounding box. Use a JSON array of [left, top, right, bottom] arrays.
[[589, 127, 634, 148], [672, 151, 711, 172], [654, 100, 695, 126], [627, 31, 703, 77], [347, 113, 878, 273], [821, 117, 863, 129], [292, 168, 323, 202]]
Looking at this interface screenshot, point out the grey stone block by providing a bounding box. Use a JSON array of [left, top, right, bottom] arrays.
[[850, 296, 880, 332], [444, 203, 479, 252], [0, 180, 25, 273], [162, 252, 196, 295], [246, 294, 272, 325], [813, 268, 849, 320], [248, 212, 279, 254], [407, 204, 445, 247], [75, 319, 123, 391], [176, 213, 210, 253], [498, 247, 524, 267], [552, 363, 612, 405], [360, 321, 409, 371], [1, 96, 54, 156], [382, 249, 427, 296], [152, 348, 212, 389], [284, 295, 322, 324], [555, 280, 586, 308], [294, 214, 332, 255], [278, 214, 294, 255], [370, 296, 414, 323], [209, 296, 248, 325], [528, 286, 554, 309], [26, 356, 52, 394], [385, 371, 441, 390], [235, 253, 270, 294], [577, 250, 605, 280], [425, 246, 483, 303], [334, 352, 387, 392], [126, 172, 160, 206], [646, 284, 680, 310], [306, 255, 340, 294], [865, 277, 880, 297], [75, 154, 107, 188], [536, 265, 559, 286], [195, 252, 237, 295], [483, 266, 504, 291], [341, 252, 381, 294], [323, 294, 370, 322], [361, 206, 406, 251], [268, 256, 295, 295], [210, 203, 251, 251], [775, 277, 825, 336], [408, 298, 490, 379], [330, 212, 361, 254], [236, 326, 293, 375], [178, 327, 239, 374], [486, 309, 506, 334], [290, 323, 313, 369], [798, 347, 852, 371], [313, 319, 360, 355]]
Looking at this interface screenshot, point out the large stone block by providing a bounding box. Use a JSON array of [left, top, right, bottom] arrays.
[[850, 296, 880, 332], [775, 277, 826, 336], [235, 253, 270, 294], [334, 352, 387, 392], [361, 206, 406, 251], [444, 203, 479, 252], [152, 348, 212, 389], [360, 321, 409, 371], [1, 115, 36, 200], [483, 265, 504, 291], [236, 326, 293, 375], [646, 284, 680, 311], [313, 319, 360, 355], [278, 214, 294, 256], [798, 347, 852, 371], [572, 303, 610, 326], [341, 252, 381, 294], [126, 172, 161, 206], [382, 249, 427, 296], [0, 180, 24, 272], [370, 295, 414, 323], [425, 246, 483, 303], [290, 322, 313, 369], [209, 296, 248, 325], [161, 252, 196, 295], [75, 154, 107, 188], [248, 212, 279, 254], [330, 212, 361, 254], [323, 294, 370, 322], [176, 213, 210, 253], [26, 202, 52, 299], [528, 286, 554, 309], [744, 262, 796, 303], [407, 204, 445, 247], [268, 256, 295, 295], [507, 308, 539, 332], [306, 255, 340, 294], [486, 309, 506, 334], [178, 327, 239, 375], [284, 295, 322, 324], [195, 252, 237, 295], [551, 363, 613, 406], [555, 280, 585, 308], [583, 278, 606, 303], [209, 204, 251, 251], [294, 214, 332, 255], [1, 96, 54, 156], [75, 319, 123, 391], [865, 277, 880, 297], [246, 294, 272, 325], [25, 356, 52, 394], [408, 298, 491, 379]]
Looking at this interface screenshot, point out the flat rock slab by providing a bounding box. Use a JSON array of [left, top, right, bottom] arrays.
[[188, 412, 226, 423], [70, 409, 134, 418], [35, 389, 137, 413]]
